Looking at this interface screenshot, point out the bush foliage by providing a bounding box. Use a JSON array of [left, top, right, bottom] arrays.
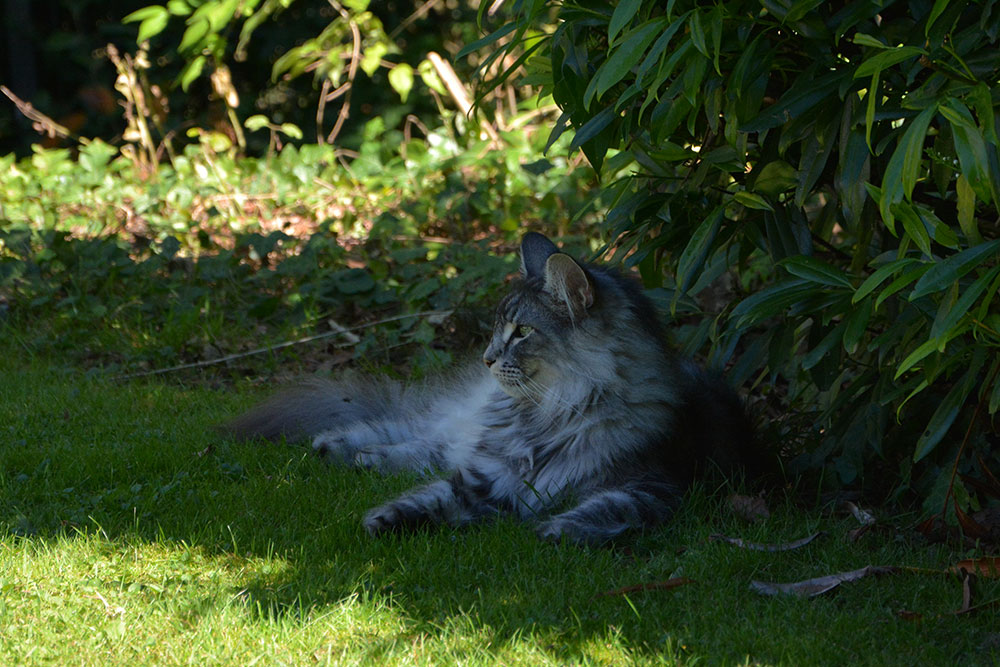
[[472, 1, 1000, 515]]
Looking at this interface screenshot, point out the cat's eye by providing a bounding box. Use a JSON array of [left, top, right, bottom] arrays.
[[515, 324, 534, 338]]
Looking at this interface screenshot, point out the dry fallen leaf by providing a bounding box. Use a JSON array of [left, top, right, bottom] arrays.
[[711, 531, 824, 552], [958, 569, 975, 614], [751, 565, 897, 597], [845, 501, 876, 526], [954, 504, 991, 539], [949, 557, 1000, 578], [593, 577, 695, 598]]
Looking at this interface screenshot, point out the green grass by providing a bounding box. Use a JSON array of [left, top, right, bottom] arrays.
[[2, 346, 998, 666]]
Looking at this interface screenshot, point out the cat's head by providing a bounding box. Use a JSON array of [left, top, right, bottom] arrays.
[[483, 233, 597, 399]]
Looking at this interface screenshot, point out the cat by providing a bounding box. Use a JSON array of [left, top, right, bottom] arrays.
[[226, 232, 758, 545]]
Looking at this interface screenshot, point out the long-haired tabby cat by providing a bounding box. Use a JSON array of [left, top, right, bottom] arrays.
[[227, 232, 757, 545]]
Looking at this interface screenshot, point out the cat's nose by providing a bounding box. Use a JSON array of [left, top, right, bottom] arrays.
[[483, 354, 496, 368]]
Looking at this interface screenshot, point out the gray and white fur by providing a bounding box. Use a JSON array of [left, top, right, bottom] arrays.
[[226, 232, 756, 545]]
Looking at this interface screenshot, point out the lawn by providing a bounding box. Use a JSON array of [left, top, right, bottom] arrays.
[[1, 345, 998, 666]]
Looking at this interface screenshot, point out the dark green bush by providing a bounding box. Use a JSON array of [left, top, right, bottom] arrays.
[[473, 1, 1000, 516]]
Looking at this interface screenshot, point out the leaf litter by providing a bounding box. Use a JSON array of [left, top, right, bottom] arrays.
[[751, 565, 898, 597], [710, 531, 825, 552]]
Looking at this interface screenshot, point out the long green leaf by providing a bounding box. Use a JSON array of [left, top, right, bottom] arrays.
[[568, 107, 616, 152], [911, 239, 1000, 299], [990, 369, 1000, 415], [779, 256, 852, 287], [956, 174, 982, 244], [941, 97, 993, 203], [675, 206, 724, 297], [457, 22, 517, 59], [688, 10, 708, 58], [925, 0, 953, 36], [853, 45, 926, 79], [879, 105, 937, 231], [635, 13, 688, 82], [864, 70, 879, 152], [853, 258, 919, 303], [594, 19, 668, 100], [895, 201, 933, 258], [874, 264, 931, 310], [741, 70, 843, 132], [895, 337, 944, 379], [608, 0, 642, 44], [971, 81, 999, 146], [802, 321, 846, 370], [930, 265, 1000, 339], [843, 297, 872, 353], [730, 279, 816, 330], [913, 358, 980, 462]]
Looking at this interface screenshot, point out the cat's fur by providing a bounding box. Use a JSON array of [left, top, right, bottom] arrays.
[[226, 232, 757, 545]]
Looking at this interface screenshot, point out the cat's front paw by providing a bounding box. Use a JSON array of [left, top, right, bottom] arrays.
[[535, 518, 570, 543], [535, 517, 610, 546], [353, 449, 388, 470], [312, 430, 355, 463], [363, 504, 402, 536]]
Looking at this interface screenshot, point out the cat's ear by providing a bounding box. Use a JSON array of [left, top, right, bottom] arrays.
[[544, 253, 593, 319], [520, 232, 560, 278]]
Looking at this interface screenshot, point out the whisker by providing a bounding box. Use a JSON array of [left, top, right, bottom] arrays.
[[520, 375, 591, 418]]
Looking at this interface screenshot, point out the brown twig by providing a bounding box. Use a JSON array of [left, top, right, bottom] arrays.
[[388, 0, 443, 40], [1, 85, 74, 140], [107, 44, 157, 174], [112, 310, 453, 380], [941, 372, 991, 521], [324, 2, 361, 145], [427, 51, 501, 147], [593, 578, 695, 599]]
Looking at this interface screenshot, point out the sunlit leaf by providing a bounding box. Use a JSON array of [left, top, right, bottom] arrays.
[[245, 115, 270, 132], [593, 19, 667, 100], [853, 45, 926, 79], [179, 55, 206, 91], [388, 63, 414, 103], [733, 191, 773, 211]]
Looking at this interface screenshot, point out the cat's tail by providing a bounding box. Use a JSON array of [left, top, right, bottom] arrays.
[[221, 376, 404, 442]]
